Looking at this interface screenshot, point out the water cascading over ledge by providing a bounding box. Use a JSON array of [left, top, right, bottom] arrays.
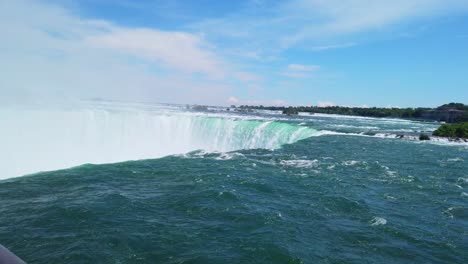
[[0, 106, 317, 179]]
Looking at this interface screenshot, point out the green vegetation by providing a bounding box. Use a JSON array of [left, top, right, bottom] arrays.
[[437, 103, 468, 111], [282, 107, 299, 115], [432, 122, 468, 139], [241, 105, 430, 118], [241, 102, 468, 123]]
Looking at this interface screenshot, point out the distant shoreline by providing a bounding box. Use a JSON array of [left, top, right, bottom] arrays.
[[227, 103, 468, 140], [233, 103, 468, 124]]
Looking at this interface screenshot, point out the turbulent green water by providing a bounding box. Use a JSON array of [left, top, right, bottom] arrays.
[[0, 103, 467, 263]]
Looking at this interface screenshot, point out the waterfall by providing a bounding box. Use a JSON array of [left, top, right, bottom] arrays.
[[0, 103, 317, 179]]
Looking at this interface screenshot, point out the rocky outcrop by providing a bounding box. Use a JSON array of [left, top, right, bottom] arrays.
[[419, 134, 430, 140], [420, 109, 466, 123]]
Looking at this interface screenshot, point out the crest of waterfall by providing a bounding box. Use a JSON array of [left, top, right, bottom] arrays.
[[0, 105, 317, 179]]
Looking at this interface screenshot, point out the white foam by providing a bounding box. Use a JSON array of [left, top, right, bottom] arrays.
[[280, 159, 319, 168], [332, 124, 380, 130], [457, 178, 468, 184], [213, 152, 245, 160], [447, 157, 464, 162], [316, 130, 468, 147], [370, 217, 387, 226], [342, 160, 361, 166]]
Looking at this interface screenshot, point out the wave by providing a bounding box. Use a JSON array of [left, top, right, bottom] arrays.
[[279, 159, 319, 168], [370, 217, 387, 226], [0, 106, 318, 179]]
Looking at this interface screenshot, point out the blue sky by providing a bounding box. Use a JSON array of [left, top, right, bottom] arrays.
[[1, 0, 468, 107]]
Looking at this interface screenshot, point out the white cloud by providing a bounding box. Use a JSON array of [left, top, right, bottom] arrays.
[[3, 0, 468, 106], [0, 0, 229, 105], [282, 0, 468, 46], [86, 28, 224, 78], [191, 0, 468, 57]]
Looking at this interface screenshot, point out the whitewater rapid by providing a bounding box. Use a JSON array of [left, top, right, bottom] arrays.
[[0, 103, 318, 179]]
